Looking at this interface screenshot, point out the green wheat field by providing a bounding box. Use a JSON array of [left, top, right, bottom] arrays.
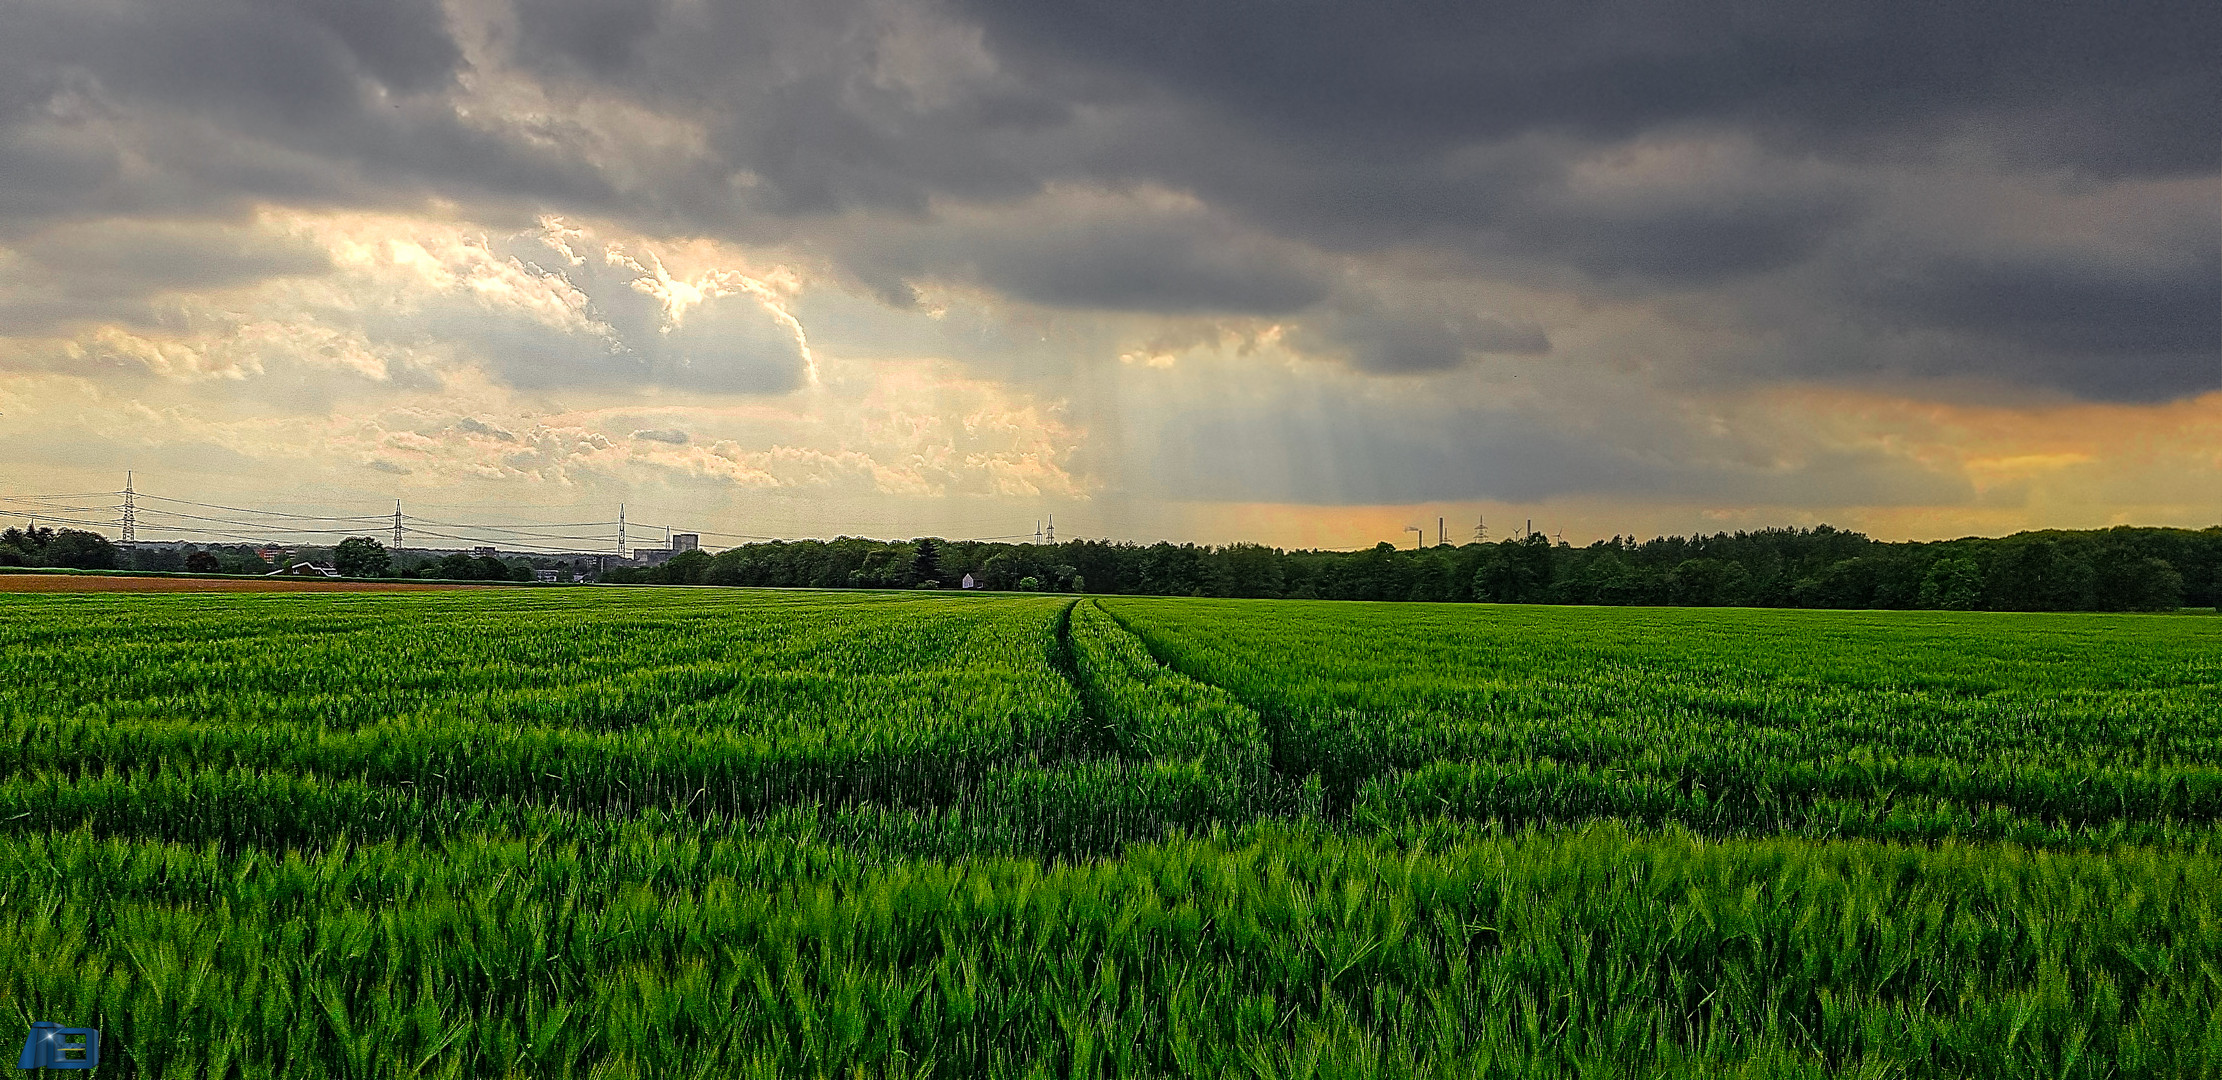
[[4, 590, 2220, 1077]]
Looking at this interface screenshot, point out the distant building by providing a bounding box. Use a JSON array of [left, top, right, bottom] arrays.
[[471, 546, 500, 557], [961, 573, 976, 589], [532, 568, 561, 583], [267, 563, 340, 578], [630, 531, 706, 566]]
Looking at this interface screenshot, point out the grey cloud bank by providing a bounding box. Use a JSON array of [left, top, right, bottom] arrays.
[[0, 0, 2214, 523]]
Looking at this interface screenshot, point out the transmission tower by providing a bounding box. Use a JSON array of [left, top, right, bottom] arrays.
[[392, 501, 403, 547], [617, 503, 627, 555], [1474, 515, 1487, 543], [120, 471, 136, 542], [1045, 513, 1054, 544]]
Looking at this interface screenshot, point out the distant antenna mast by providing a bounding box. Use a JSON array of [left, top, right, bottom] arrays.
[[120, 471, 136, 543], [617, 504, 627, 555], [1404, 524, 1424, 549]]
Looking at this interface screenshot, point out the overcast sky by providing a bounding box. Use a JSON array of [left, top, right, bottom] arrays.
[[1, 0, 2215, 549]]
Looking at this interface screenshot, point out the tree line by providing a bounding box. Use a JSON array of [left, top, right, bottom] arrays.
[[0, 526, 122, 571], [0, 531, 560, 582], [10, 521, 2215, 611], [609, 524, 2220, 612]]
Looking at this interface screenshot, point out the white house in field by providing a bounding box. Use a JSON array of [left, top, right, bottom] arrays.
[[267, 562, 340, 578], [961, 573, 976, 589]]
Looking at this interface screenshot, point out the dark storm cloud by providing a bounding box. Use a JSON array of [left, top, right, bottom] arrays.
[[1812, 212, 2222, 401], [829, 196, 1335, 316], [0, 0, 622, 231], [1, 0, 2212, 401], [0, 219, 332, 330], [1288, 297, 1550, 375], [953, 0, 2219, 177], [512, 0, 668, 77], [938, 0, 2217, 392], [1875, 248, 2221, 358], [980, 221, 1327, 315], [496, 0, 1067, 218], [4, 0, 461, 121], [1505, 178, 1864, 286]]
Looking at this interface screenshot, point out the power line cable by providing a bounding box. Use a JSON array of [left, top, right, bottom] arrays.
[[403, 515, 617, 530], [0, 500, 123, 516], [133, 507, 388, 536], [396, 526, 614, 555], [2, 512, 120, 532], [401, 525, 625, 547], [134, 493, 391, 522], [126, 514, 374, 546], [2, 483, 1058, 553], [639, 526, 781, 542], [123, 523, 308, 546]]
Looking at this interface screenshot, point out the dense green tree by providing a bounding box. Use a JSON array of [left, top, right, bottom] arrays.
[[1918, 557, 1984, 609], [595, 523, 2218, 611], [127, 546, 186, 572], [1475, 535, 1554, 603], [40, 529, 119, 570], [910, 538, 941, 586], [221, 549, 272, 574], [661, 549, 713, 585], [2095, 555, 2183, 612], [977, 551, 1022, 590], [1139, 542, 1205, 596], [422, 553, 520, 581], [1985, 540, 2096, 611], [1216, 543, 1286, 598], [1668, 559, 1731, 606], [332, 537, 391, 577], [0, 526, 56, 566]]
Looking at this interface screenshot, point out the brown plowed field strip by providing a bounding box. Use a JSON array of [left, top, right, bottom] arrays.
[[0, 574, 487, 593]]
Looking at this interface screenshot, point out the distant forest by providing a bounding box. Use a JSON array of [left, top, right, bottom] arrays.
[[8, 521, 2215, 612], [609, 525, 2220, 612]]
